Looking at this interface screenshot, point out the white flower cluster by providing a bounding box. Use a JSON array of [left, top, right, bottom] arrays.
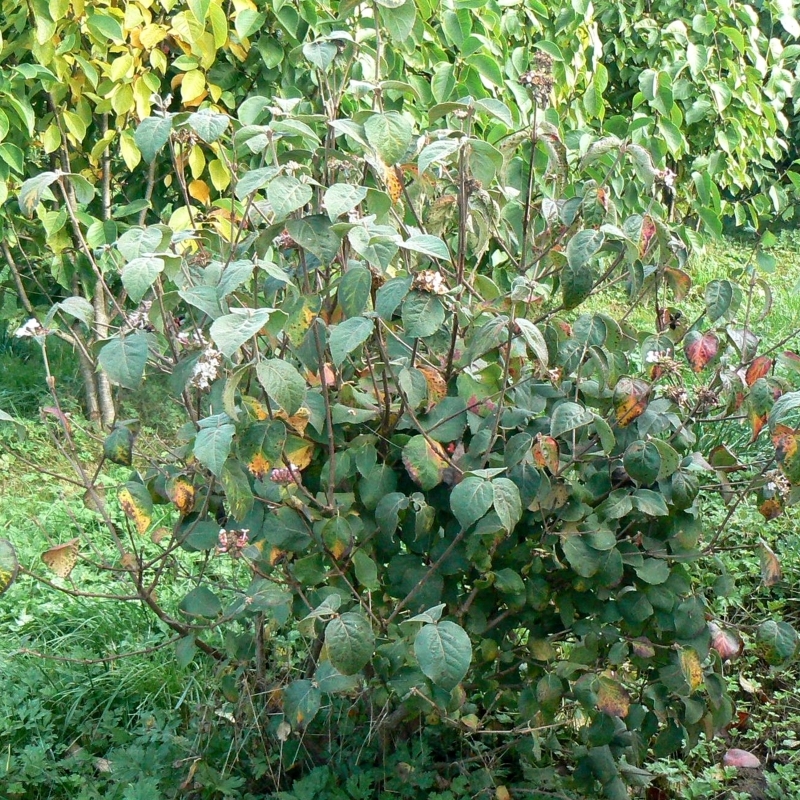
[[176, 330, 208, 349], [190, 347, 223, 390], [14, 318, 46, 338]]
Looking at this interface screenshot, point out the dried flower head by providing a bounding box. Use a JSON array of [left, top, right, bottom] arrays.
[[413, 270, 448, 295], [519, 52, 555, 106], [696, 387, 719, 410], [126, 301, 154, 332], [274, 230, 298, 250], [217, 528, 249, 557]]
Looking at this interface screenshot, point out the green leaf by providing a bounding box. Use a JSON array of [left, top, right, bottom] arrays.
[[220, 459, 253, 521], [235, 166, 279, 199], [179, 586, 222, 618], [623, 440, 661, 485], [54, 297, 94, 328], [268, 175, 313, 220], [418, 396, 467, 442], [414, 621, 472, 690], [117, 226, 165, 260], [87, 12, 124, 42], [325, 612, 376, 674], [515, 318, 548, 365], [134, 115, 173, 163], [400, 234, 451, 261], [561, 262, 595, 310], [18, 171, 59, 216], [210, 308, 271, 358], [756, 620, 798, 666], [303, 40, 338, 70], [324, 183, 368, 220], [103, 426, 133, 466], [193, 414, 235, 477], [286, 216, 341, 263], [121, 256, 164, 303], [382, 0, 416, 41], [352, 550, 379, 590], [450, 476, 494, 529], [187, 110, 229, 143], [376, 276, 412, 319], [631, 489, 668, 516], [705, 279, 734, 322], [402, 435, 447, 490], [467, 53, 503, 87], [492, 478, 521, 533], [338, 266, 372, 318], [98, 334, 149, 390], [256, 359, 306, 416], [550, 402, 593, 438], [283, 679, 321, 728], [418, 139, 461, 174], [567, 229, 605, 269], [329, 316, 374, 366], [364, 111, 413, 165], [376, 492, 409, 535], [402, 292, 445, 337]]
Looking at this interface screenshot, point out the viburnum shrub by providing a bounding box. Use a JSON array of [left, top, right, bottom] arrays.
[[4, 12, 800, 798]]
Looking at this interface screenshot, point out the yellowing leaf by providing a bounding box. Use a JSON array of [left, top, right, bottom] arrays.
[[133, 76, 153, 119], [383, 161, 403, 203], [42, 124, 61, 154], [41, 538, 80, 579], [140, 24, 168, 49], [120, 130, 142, 170], [149, 48, 168, 74], [209, 3, 229, 49], [109, 53, 134, 82], [284, 435, 314, 471], [679, 647, 704, 691], [181, 70, 206, 104], [112, 83, 134, 116], [189, 144, 206, 178], [189, 179, 211, 205], [274, 406, 310, 437], [119, 486, 152, 534], [208, 159, 230, 191]]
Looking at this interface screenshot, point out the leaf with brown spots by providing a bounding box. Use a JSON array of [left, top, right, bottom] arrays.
[[640, 214, 657, 257], [383, 162, 404, 203], [596, 675, 630, 718], [773, 424, 800, 484], [41, 538, 79, 579], [166, 476, 196, 515], [613, 377, 651, 427], [532, 433, 560, 473], [420, 366, 447, 411], [118, 483, 153, 534], [760, 539, 782, 586]]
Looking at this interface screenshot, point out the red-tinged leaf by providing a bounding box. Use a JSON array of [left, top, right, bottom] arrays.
[[596, 675, 630, 718], [723, 749, 760, 769], [759, 497, 783, 521], [613, 377, 651, 427], [778, 350, 800, 375], [640, 214, 657, 257], [749, 411, 767, 442], [532, 433, 559, 473], [41, 405, 72, 433], [684, 331, 719, 372], [760, 539, 782, 587], [708, 621, 742, 661], [746, 356, 773, 386]]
